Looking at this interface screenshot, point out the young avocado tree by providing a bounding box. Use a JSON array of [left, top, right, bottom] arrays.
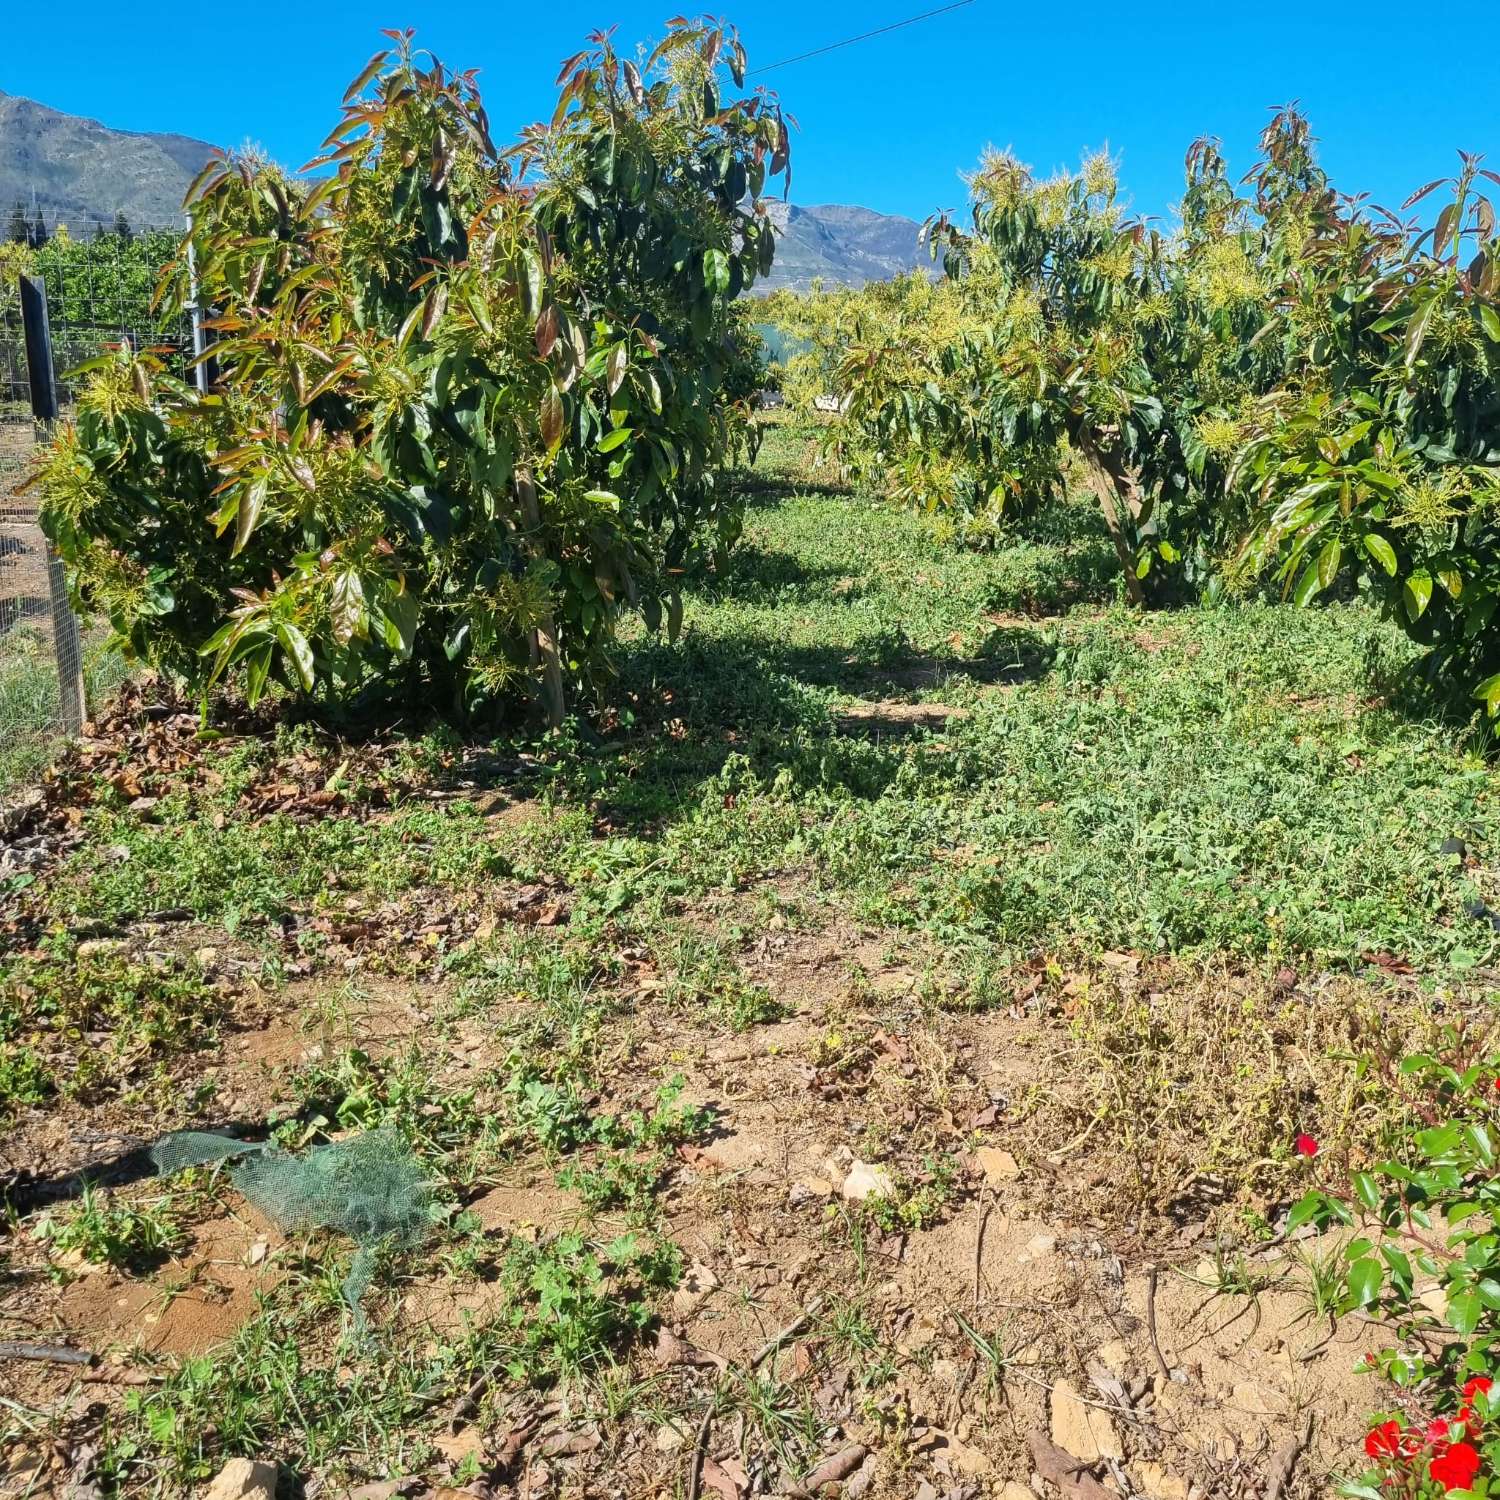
[[39, 21, 790, 724], [1231, 140, 1500, 713]]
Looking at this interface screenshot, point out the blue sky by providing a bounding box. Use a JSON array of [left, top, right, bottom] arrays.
[[4, 2, 1496, 226]]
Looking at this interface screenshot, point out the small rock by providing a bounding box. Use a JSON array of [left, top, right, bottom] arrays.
[[1231, 1381, 1280, 1417], [974, 1147, 1020, 1186], [77, 938, 126, 959], [432, 1428, 485, 1467], [842, 1160, 897, 1202], [1050, 1378, 1123, 1464], [1021, 1233, 1057, 1262], [934, 1431, 994, 1477], [788, 1179, 833, 1208], [671, 1260, 721, 1320], [656, 1422, 690, 1454], [202, 1459, 278, 1500]]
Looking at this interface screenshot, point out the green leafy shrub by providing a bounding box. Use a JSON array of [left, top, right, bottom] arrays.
[[768, 112, 1500, 709], [40, 21, 789, 723], [1289, 1025, 1500, 1493]]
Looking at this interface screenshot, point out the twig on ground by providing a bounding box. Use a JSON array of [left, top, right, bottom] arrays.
[[973, 1187, 991, 1313], [1265, 1411, 1315, 1500], [1145, 1264, 1172, 1383], [0, 1340, 94, 1366]]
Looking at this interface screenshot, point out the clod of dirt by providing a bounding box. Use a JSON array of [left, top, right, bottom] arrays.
[[202, 1458, 278, 1500], [1049, 1378, 1123, 1464], [1133, 1462, 1192, 1500], [974, 1146, 1020, 1185]]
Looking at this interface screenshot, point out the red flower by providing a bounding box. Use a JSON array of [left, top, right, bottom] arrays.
[[1430, 1440, 1481, 1492], [1463, 1377, 1493, 1401], [1428, 1417, 1453, 1443], [1365, 1421, 1405, 1460], [1295, 1134, 1320, 1158]]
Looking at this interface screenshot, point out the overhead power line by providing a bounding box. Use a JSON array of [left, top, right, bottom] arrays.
[[748, 0, 977, 76]]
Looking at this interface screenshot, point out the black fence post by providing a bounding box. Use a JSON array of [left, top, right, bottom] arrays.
[[18, 275, 58, 422], [17, 273, 85, 736]]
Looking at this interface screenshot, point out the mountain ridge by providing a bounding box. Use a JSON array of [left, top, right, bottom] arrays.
[[0, 89, 928, 289], [0, 89, 217, 230]]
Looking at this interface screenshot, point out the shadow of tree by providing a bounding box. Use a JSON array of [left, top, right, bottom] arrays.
[[569, 621, 1056, 835], [704, 541, 853, 606]]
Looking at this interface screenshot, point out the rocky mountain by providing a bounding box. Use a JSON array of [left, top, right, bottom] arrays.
[[0, 89, 927, 290], [757, 201, 932, 293], [0, 90, 216, 232]]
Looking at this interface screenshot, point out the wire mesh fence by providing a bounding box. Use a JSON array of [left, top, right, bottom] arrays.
[[0, 230, 191, 790]]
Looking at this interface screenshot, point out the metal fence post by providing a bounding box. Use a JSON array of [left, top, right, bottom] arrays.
[[185, 213, 214, 394], [19, 273, 86, 736]]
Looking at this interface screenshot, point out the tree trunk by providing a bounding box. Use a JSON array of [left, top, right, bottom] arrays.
[[516, 468, 566, 729], [1072, 424, 1145, 607]]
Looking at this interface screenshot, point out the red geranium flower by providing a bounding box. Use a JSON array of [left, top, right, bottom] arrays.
[[1430, 1440, 1481, 1493], [1464, 1377, 1493, 1401], [1428, 1416, 1453, 1443], [1365, 1421, 1404, 1460], [1295, 1134, 1319, 1158]]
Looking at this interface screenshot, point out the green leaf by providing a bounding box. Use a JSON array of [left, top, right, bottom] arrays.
[[1449, 1288, 1483, 1337], [1473, 673, 1500, 712], [702, 248, 731, 296], [329, 570, 368, 646], [232, 478, 268, 557], [1286, 1190, 1344, 1234], [1404, 570, 1434, 622], [539, 388, 564, 455], [276, 622, 316, 691], [244, 641, 273, 706], [1317, 536, 1342, 591], [519, 248, 543, 317], [1345, 1257, 1382, 1308], [582, 489, 621, 510], [1293, 559, 1323, 607], [1480, 303, 1500, 343], [598, 427, 633, 453], [1362, 532, 1398, 576]]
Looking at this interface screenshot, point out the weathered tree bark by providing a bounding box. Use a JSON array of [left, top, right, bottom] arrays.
[[1071, 423, 1145, 608], [515, 468, 566, 729]]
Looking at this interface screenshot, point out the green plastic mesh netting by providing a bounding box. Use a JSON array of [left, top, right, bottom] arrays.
[[151, 1128, 432, 1328]]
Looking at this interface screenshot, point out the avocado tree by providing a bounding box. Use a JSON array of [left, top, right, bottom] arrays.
[[39, 20, 790, 723]]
